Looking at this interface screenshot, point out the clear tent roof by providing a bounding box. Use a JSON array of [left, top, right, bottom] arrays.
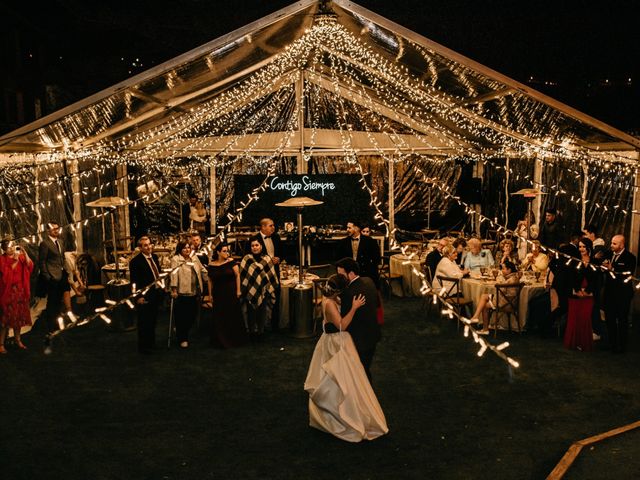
[[1, 0, 638, 160]]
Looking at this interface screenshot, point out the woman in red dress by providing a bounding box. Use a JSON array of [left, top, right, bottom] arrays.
[[0, 240, 34, 353], [563, 238, 600, 351], [206, 243, 248, 348]]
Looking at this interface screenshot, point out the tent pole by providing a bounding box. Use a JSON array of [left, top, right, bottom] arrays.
[[388, 157, 395, 244], [210, 162, 217, 236], [533, 157, 543, 227], [505, 158, 510, 229], [631, 166, 640, 256], [580, 160, 588, 230], [296, 70, 306, 175], [70, 158, 83, 252], [116, 163, 129, 249]]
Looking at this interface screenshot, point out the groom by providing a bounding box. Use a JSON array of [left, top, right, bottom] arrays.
[[335, 257, 381, 380]]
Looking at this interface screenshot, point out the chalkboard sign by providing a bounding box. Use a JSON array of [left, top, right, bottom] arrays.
[[233, 174, 375, 227]]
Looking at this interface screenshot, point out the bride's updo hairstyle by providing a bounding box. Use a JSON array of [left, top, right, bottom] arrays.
[[321, 274, 348, 297]]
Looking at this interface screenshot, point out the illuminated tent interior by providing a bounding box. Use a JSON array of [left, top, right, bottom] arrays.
[[1, 0, 639, 261]]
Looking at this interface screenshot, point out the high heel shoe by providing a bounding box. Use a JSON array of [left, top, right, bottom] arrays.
[[16, 342, 27, 350]]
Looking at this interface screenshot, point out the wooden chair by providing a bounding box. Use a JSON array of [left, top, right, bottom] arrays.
[[422, 265, 438, 315], [379, 263, 403, 299], [489, 283, 524, 337], [435, 275, 473, 328]]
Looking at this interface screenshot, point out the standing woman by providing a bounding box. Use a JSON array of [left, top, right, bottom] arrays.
[[239, 239, 278, 340], [207, 243, 248, 348], [170, 241, 207, 348], [0, 240, 34, 353], [516, 212, 539, 261], [563, 237, 599, 351]]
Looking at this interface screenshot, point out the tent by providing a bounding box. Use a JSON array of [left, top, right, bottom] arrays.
[[1, 0, 639, 256]]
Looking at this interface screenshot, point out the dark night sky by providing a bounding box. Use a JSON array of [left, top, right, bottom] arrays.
[[5, 0, 640, 132]]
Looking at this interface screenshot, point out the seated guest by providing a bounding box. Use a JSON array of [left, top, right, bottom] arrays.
[[463, 238, 494, 272], [494, 239, 519, 268], [471, 260, 519, 335], [452, 237, 467, 268], [433, 245, 469, 293], [563, 238, 600, 351], [425, 238, 449, 282], [521, 240, 549, 276]]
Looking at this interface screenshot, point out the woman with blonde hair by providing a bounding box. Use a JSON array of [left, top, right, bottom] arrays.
[[495, 238, 519, 268]]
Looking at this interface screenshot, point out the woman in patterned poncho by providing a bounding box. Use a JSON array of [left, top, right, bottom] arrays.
[[239, 238, 279, 339]]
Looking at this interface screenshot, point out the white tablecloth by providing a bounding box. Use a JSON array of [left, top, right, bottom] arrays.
[[389, 254, 425, 297], [461, 277, 545, 330]]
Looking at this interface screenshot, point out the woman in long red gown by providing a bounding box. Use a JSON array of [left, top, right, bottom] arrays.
[[0, 240, 34, 353], [206, 243, 248, 348], [563, 238, 600, 351]]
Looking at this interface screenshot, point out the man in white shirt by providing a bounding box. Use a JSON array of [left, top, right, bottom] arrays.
[[255, 218, 283, 332]]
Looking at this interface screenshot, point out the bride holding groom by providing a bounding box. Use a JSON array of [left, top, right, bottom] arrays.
[[304, 258, 388, 442]]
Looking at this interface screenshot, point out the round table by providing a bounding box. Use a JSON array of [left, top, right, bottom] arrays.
[[461, 277, 545, 330], [389, 254, 425, 297]]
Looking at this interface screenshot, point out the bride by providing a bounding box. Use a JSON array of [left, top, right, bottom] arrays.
[[304, 274, 388, 442]]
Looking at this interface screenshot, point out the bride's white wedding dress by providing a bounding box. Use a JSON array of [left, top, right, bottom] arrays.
[[304, 298, 388, 442]]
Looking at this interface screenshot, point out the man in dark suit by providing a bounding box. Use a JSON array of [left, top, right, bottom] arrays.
[[336, 257, 381, 381], [129, 236, 163, 354], [254, 218, 283, 332], [39, 222, 68, 352], [426, 238, 449, 282], [602, 234, 636, 353], [336, 221, 381, 287]]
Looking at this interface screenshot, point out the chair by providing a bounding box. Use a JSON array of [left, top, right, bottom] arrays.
[[421, 265, 438, 316], [489, 283, 524, 337], [435, 275, 473, 328], [379, 262, 403, 299], [76, 253, 105, 310]]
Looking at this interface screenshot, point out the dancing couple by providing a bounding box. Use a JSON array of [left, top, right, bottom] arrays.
[[304, 257, 388, 442]]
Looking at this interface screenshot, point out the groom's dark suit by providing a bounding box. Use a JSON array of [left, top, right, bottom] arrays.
[[340, 276, 380, 379]]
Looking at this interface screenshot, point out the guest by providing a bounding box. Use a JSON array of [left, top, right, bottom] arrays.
[[335, 257, 380, 381], [602, 234, 636, 353], [189, 232, 209, 266], [207, 243, 248, 348], [433, 245, 469, 293], [494, 239, 519, 268], [541, 243, 577, 338], [521, 240, 549, 276], [255, 218, 283, 332], [361, 225, 372, 236], [452, 237, 467, 268], [561, 231, 581, 260], [62, 251, 86, 315], [516, 211, 538, 261], [304, 273, 388, 442], [337, 220, 381, 287], [582, 224, 607, 264], [539, 207, 565, 250], [129, 236, 163, 354], [170, 241, 207, 348], [463, 238, 494, 272], [471, 260, 519, 335], [182, 194, 197, 231], [189, 200, 208, 235], [0, 241, 34, 353], [425, 238, 449, 282], [38, 222, 68, 352], [563, 238, 600, 351], [239, 239, 278, 340]]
